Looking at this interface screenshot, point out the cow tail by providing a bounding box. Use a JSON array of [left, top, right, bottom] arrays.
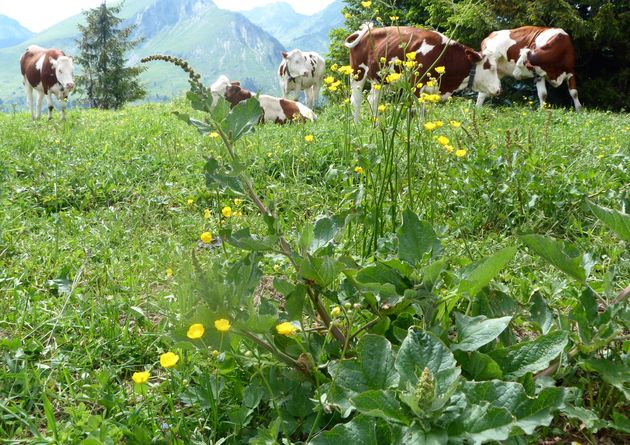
[[344, 22, 372, 49]]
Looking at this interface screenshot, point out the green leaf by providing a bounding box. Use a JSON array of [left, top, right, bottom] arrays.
[[420, 258, 447, 291], [285, 284, 306, 321], [520, 234, 592, 282], [455, 350, 503, 380], [204, 157, 243, 194], [224, 97, 262, 141], [272, 278, 294, 296], [580, 359, 630, 399], [356, 263, 411, 295], [310, 415, 378, 445], [448, 403, 514, 445], [311, 216, 343, 252], [586, 200, 630, 242], [188, 117, 214, 133], [458, 246, 517, 297], [397, 208, 440, 265], [224, 228, 277, 251], [530, 293, 554, 334], [561, 406, 608, 432], [489, 331, 568, 378], [298, 223, 314, 254], [300, 255, 344, 287], [398, 426, 447, 445], [451, 313, 512, 352], [395, 329, 460, 410], [350, 390, 411, 425], [611, 411, 630, 434]]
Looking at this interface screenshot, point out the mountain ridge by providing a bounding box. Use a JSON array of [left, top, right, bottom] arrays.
[[0, 14, 35, 49]]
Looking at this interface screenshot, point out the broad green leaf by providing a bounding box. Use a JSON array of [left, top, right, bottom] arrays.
[[586, 200, 630, 242], [580, 359, 630, 398], [395, 329, 460, 410], [311, 216, 343, 252], [397, 426, 447, 445], [298, 223, 314, 254], [356, 263, 411, 295], [272, 278, 294, 296], [520, 234, 592, 282], [561, 406, 608, 431], [224, 97, 261, 141], [204, 157, 243, 194], [448, 403, 513, 445], [187, 90, 216, 113], [224, 228, 277, 251], [455, 350, 503, 380], [188, 117, 214, 133], [285, 285, 306, 321], [310, 415, 378, 445], [350, 390, 410, 425], [611, 411, 630, 433], [458, 246, 517, 297], [397, 208, 440, 265], [300, 255, 344, 287], [421, 258, 447, 291], [530, 293, 554, 334], [490, 331, 568, 378], [451, 313, 512, 352]]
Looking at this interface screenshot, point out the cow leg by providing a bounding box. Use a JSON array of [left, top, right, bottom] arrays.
[[60, 97, 67, 120], [476, 92, 488, 107], [24, 79, 35, 119], [35, 91, 44, 119], [367, 84, 382, 118], [535, 78, 548, 109], [567, 75, 582, 111], [46, 93, 54, 120], [350, 65, 368, 123]]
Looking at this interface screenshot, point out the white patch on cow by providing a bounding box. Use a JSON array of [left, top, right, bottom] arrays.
[[472, 56, 501, 96], [535, 28, 566, 48], [418, 40, 435, 56], [344, 22, 372, 49], [548, 71, 568, 88], [436, 32, 455, 45], [296, 102, 316, 122], [512, 48, 535, 79], [481, 30, 517, 78], [259, 95, 287, 123], [35, 54, 46, 71]]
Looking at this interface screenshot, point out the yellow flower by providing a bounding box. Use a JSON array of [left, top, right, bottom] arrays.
[[338, 65, 354, 75], [354, 166, 364, 174], [361, 1, 371, 8], [372, 84, 381, 92], [444, 144, 455, 153], [209, 131, 220, 138], [435, 66, 445, 74], [435, 120, 444, 128], [212, 350, 220, 358], [233, 210, 242, 217], [331, 306, 342, 317], [233, 198, 243, 205], [204, 208, 211, 219], [214, 318, 231, 333], [344, 12, 352, 19], [424, 122, 437, 131], [437, 135, 450, 146], [449, 120, 461, 128], [160, 352, 179, 368], [378, 104, 386, 113], [386, 72, 401, 83], [166, 267, 173, 278], [416, 82, 424, 89], [276, 321, 298, 336], [426, 79, 437, 88], [304, 134, 314, 142], [267, 151, 273, 157], [222, 206, 232, 218], [406, 51, 416, 61], [273, 264, 281, 272], [331, 63, 338, 72], [187, 199, 194, 206], [455, 149, 467, 158], [379, 56, 387, 64], [324, 76, 335, 84], [132, 371, 150, 384], [390, 15, 399, 21], [404, 61, 415, 69], [187, 323, 205, 339], [200, 231, 212, 243]]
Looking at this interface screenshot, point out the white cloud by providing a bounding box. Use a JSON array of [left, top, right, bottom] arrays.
[[0, 0, 336, 33]]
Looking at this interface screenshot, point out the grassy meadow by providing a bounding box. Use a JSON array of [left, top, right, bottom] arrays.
[[1, 96, 629, 444]]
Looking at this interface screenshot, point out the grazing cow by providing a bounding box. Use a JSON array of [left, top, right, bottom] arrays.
[[20, 45, 75, 120], [223, 82, 316, 124], [278, 49, 325, 109], [344, 23, 501, 122], [477, 26, 581, 110]]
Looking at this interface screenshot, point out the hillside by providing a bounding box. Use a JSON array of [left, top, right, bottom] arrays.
[[0, 15, 34, 48], [0, 0, 289, 108]]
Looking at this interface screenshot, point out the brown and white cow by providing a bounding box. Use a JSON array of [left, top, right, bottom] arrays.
[[344, 23, 501, 122], [478, 26, 581, 110], [223, 82, 316, 124], [278, 49, 326, 109], [20, 45, 75, 120]]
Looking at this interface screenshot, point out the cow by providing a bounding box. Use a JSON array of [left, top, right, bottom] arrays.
[[477, 26, 581, 110], [344, 23, 501, 123], [278, 49, 325, 109], [20, 45, 75, 120], [223, 82, 316, 124]]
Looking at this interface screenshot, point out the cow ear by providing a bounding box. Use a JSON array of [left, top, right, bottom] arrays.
[[282, 51, 288, 58], [465, 48, 481, 63]]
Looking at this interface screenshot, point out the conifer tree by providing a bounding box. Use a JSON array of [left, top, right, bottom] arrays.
[[76, 2, 146, 109]]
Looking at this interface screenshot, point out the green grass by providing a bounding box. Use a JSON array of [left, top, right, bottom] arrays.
[[1, 98, 628, 443]]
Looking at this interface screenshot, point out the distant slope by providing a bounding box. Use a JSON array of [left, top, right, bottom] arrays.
[[0, 15, 34, 48]]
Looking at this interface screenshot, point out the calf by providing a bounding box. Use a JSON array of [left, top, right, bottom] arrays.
[[344, 23, 501, 122], [20, 45, 75, 120], [224, 82, 316, 124], [478, 26, 581, 110], [278, 49, 325, 109]]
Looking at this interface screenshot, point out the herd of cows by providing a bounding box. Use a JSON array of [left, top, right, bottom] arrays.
[[18, 23, 581, 123]]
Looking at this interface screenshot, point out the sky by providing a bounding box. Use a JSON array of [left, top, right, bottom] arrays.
[[0, 0, 336, 32]]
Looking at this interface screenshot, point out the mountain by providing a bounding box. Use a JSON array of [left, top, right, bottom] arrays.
[[0, 15, 34, 48], [243, 0, 344, 55]]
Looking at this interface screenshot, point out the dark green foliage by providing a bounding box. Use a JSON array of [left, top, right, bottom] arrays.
[[75, 2, 146, 109]]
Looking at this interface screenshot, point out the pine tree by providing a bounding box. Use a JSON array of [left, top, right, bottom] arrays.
[[76, 2, 146, 109]]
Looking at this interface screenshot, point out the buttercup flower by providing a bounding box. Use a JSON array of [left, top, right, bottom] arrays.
[[406, 51, 416, 61], [304, 134, 314, 142], [379, 56, 387, 64], [187, 199, 194, 206], [390, 15, 399, 21], [204, 208, 211, 219], [331, 63, 338, 72], [361, 1, 371, 8], [276, 321, 298, 336], [444, 144, 455, 153], [331, 306, 342, 317], [344, 12, 352, 19], [200, 231, 212, 243], [209, 132, 220, 138], [378, 104, 386, 113], [233, 198, 243, 205], [324, 76, 335, 84], [132, 371, 150, 384], [373, 84, 381, 91], [404, 61, 415, 69], [166, 267, 173, 278], [187, 323, 205, 339], [424, 122, 437, 131], [437, 136, 450, 146], [354, 166, 365, 174], [455, 149, 467, 158], [386, 72, 401, 83], [273, 264, 281, 272], [338, 65, 354, 75], [222, 206, 232, 218], [435, 120, 444, 128], [449, 120, 461, 128], [214, 318, 231, 333], [160, 352, 179, 368], [435, 66, 445, 74]]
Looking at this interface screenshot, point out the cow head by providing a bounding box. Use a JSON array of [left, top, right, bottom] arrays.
[[282, 49, 309, 79], [50, 55, 75, 93], [466, 49, 501, 96], [224, 83, 253, 107]]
